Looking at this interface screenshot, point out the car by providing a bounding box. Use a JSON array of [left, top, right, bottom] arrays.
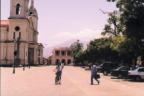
[[111, 66, 130, 78], [128, 67, 144, 81], [97, 62, 119, 75], [96, 64, 103, 72]]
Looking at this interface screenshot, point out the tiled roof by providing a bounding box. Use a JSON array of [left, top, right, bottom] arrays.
[[0, 20, 9, 27]]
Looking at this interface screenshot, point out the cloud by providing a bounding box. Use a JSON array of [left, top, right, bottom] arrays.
[[42, 28, 102, 47], [41, 28, 103, 57]]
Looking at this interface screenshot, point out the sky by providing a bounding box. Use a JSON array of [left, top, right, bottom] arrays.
[[1, 0, 117, 57]]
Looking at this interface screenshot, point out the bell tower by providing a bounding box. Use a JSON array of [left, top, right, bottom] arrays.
[[9, 0, 29, 19], [29, 0, 38, 18]]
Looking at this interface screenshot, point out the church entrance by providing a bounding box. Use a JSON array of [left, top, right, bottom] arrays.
[[28, 48, 34, 65]]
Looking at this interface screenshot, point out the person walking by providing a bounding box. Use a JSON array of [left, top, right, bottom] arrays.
[[55, 62, 64, 85], [91, 64, 100, 85], [58, 63, 64, 84]]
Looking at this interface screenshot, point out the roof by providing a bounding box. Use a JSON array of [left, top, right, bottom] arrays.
[[0, 20, 9, 27], [38, 43, 44, 47], [53, 47, 71, 51]]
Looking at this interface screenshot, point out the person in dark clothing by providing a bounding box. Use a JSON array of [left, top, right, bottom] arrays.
[[55, 62, 64, 85], [55, 62, 61, 85], [91, 64, 100, 85]]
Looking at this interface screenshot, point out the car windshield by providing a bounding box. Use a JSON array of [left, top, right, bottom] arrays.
[[116, 66, 124, 70]]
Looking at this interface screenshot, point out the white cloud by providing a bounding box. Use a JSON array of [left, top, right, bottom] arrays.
[[41, 28, 102, 48], [41, 28, 103, 57]]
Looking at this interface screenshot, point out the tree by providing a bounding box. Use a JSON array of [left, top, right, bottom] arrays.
[[110, 35, 126, 51], [85, 38, 119, 63], [107, 0, 144, 64], [70, 40, 84, 65], [102, 11, 125, 37]]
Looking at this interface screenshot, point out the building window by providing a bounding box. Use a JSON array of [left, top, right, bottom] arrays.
[[67, 59, 72, 64], [61, 59, 66, 65], [55, 51, 60, 56], [61, 51, 65, 56], [15, 26, 20, 31], [29, 12, 33, 16], [16, 4, 21, 15], [55, 59, 60, 65], [67, 51, 71, 56], [38, 49, 40, 56]]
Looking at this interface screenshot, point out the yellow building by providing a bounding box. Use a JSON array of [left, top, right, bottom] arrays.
[[0, 0, 43, 66]]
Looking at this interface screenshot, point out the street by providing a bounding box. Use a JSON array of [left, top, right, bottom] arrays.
[[1, 66, 144, 96]]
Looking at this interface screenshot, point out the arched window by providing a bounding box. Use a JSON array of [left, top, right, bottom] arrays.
[[61, 51, 66, 56], [29, 12, 33, 16], [16, 4, 21, 15], [67, 51, 71, 56], [67, 59, 71, 64], [55, 59, 60, 65], [61, 59, 66, 65], [55, 50, 60, 56]]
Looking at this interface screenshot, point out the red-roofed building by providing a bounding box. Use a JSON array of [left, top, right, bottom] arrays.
[[0, 20, 9, 27]]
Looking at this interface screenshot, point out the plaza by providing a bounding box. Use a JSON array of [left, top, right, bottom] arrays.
[[1, 66, 144, 96]]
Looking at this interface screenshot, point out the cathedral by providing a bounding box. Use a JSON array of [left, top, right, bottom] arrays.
[[0, 0, 43, 66]]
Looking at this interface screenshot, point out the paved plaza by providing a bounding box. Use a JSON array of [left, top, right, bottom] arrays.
[[1, 66, 144, 96]]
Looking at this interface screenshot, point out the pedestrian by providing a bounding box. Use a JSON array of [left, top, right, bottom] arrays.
[[91, 64, 100, 85], [55, 62, 64, 85], [59, 63, 64, 83]]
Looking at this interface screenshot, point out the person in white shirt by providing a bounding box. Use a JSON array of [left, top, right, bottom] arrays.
[[91, 64, 100, 85]]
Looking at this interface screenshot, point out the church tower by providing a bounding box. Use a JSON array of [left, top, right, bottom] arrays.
[[9, 0, 29, 19], [0, 0, 43, 66], [28, 0, 39, 42], [8, 0, 31, 65], [29, 0, 38, 18]]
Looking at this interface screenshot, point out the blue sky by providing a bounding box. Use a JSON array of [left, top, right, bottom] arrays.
[[1, 0, 116, 57]]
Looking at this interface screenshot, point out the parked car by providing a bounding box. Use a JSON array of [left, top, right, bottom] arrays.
[[128, 67, 144, 81], [97, 62, 119, 75], [96, 64, 103, 72], [111, 66, 130, 78]]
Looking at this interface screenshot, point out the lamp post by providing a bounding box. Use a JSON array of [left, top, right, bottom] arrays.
[[23, 45, 25, 71], [13, 39, 17, 74], [13, 32, 21, 74]]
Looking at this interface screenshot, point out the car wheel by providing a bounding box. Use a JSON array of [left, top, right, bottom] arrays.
[[118, 74, 122, 78], [136, 76, 141, 81]]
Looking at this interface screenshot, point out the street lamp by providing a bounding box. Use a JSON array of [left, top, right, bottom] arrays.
[[13, 39, 17, 74], [13, 32, 21, 74], [13, 50, 17, 73]]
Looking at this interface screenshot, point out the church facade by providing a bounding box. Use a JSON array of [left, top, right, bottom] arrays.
[[0, 0, 43, 66]]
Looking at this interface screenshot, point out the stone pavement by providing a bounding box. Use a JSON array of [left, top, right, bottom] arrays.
[[1, 66, 144, 96]]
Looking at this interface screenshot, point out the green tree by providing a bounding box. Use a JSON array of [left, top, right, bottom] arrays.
[[70, 40, 84, 65], [85, 38, 119, 63], [107, 0, 144, 63], [110, 35, 126, 51], [102, 11, 125, 37]]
